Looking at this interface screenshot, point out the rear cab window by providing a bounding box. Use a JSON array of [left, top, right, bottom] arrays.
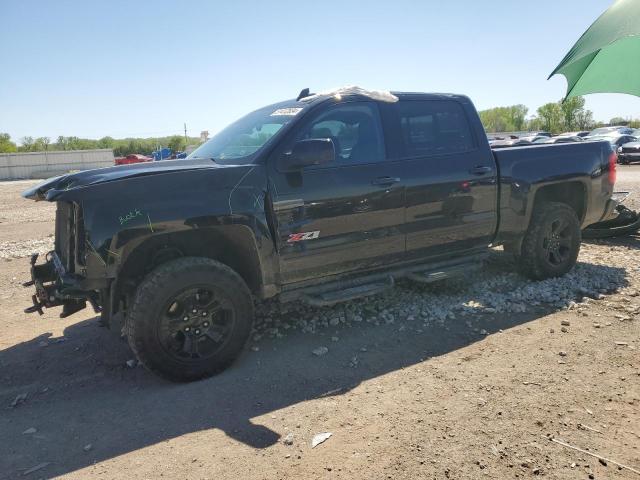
[[382, 99, 476, 159]]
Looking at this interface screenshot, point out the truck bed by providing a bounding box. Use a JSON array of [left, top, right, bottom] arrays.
[[491, 140, 616, 245]]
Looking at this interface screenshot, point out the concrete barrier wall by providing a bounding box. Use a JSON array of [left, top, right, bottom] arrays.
[[0, 149, 114, 180]]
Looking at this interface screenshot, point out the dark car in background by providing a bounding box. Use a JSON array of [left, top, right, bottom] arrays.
[[617, 140, 640, 164], [587, 133, 637, 151], [560, 131, 590, 138], [518, 132, 552, 143]]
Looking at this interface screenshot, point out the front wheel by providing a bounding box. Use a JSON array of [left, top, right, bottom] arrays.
[[126, 257, 254, 382], [517, 202, 581, 280]]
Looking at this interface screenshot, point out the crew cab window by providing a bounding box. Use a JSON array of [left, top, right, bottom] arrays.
[[293, 102, 385, 166], [397, 100, 474, 157]]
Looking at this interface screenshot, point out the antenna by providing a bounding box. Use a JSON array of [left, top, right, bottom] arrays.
[[296, 88, 310, 101]]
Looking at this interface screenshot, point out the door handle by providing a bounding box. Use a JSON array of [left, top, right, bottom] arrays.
[[371, 176, 401, 186], [469, 166, 493, 175]]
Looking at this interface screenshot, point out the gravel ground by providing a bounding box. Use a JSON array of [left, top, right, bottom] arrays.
[[0, 170, 638, 479], [252, 243, 635, 342], [616, 164, 640, 211], [0, 180, 54, 259]]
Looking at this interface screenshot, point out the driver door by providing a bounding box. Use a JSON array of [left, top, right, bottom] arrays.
[[268, 101, 406, 285]]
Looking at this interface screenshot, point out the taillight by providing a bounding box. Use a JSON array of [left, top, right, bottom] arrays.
[[608, 151, 617, 185]]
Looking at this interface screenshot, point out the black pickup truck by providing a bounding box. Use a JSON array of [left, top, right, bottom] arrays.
[[23, 87, 617, 381]]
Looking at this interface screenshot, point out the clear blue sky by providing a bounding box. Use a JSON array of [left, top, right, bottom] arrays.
[[2, 0, 639, 142]]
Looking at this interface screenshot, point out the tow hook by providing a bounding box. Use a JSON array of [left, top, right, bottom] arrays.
[[24, 295, 45, 315], [23, 251, 63, 315], [24, 253, 45, 314]]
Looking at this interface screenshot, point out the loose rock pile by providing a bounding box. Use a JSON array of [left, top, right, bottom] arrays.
[[251, 241, 638, 341]]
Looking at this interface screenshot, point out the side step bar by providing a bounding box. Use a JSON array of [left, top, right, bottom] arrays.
[[406, 261, 482, 284], [302, 276, 394, 307], [283, 253, 487, 307]]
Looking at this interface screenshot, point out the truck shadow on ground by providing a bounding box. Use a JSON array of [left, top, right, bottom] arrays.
[[583, 232, 640, 250], [0, 258, 630, 479]]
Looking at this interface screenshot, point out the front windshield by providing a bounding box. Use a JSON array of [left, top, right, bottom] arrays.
[[188, 104, 303, 165]]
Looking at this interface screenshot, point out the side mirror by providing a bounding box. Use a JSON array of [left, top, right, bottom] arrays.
[[280, 138, 335, 170]]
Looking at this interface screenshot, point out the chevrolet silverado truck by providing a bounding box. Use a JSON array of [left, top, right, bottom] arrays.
[[22, 87, 617, 382]]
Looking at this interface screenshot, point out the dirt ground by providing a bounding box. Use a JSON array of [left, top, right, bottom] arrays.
[[0, 168, 639, 480]]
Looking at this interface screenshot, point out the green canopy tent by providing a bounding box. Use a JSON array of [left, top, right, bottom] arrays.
[[549, 0, 640, 99]]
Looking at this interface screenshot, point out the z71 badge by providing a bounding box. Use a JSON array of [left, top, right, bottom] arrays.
[[287, 231, 320, 243]]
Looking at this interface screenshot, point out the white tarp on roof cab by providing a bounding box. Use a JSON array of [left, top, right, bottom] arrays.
[[300, 85, 398, 103]]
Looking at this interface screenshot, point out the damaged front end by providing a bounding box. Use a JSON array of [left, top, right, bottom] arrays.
[[21, 158, 266, 320], [23, 251, 99, 317], [23, 201, 103, 318]]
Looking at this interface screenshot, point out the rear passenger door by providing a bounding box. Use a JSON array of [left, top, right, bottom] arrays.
[[380, 98, 498, 260]]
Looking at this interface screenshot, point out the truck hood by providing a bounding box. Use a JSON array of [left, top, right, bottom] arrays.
[[22, 158, 225, 201]]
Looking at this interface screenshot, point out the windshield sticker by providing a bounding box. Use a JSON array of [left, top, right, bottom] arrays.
[[271, 107, 303, 117]]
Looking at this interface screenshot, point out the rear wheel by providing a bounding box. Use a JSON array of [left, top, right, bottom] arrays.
[[126, 257, 253, 382], [517, 202, 581, 280]]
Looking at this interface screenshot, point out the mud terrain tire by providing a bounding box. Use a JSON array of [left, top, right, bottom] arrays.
[[126, 257, 253, 382]]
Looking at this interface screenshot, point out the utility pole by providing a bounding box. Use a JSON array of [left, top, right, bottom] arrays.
[[184, 123, 188, 148]]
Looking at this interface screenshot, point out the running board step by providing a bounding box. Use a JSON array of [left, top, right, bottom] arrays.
[[302, 276, 394, 307], [280, 251, 488, 307], [406, 261, 482, 284]]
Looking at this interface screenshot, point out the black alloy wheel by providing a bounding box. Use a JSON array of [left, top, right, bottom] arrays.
[[126, 257, 253, 382], [159, 286, 236, 362], [541, 217, 573, 267], [517, 202, 581, 280]]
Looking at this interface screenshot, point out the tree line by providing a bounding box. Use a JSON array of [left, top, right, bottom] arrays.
[[0, 134, 200, 156], [480, 96, 640, 134], [2, 96, 640, 155]]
